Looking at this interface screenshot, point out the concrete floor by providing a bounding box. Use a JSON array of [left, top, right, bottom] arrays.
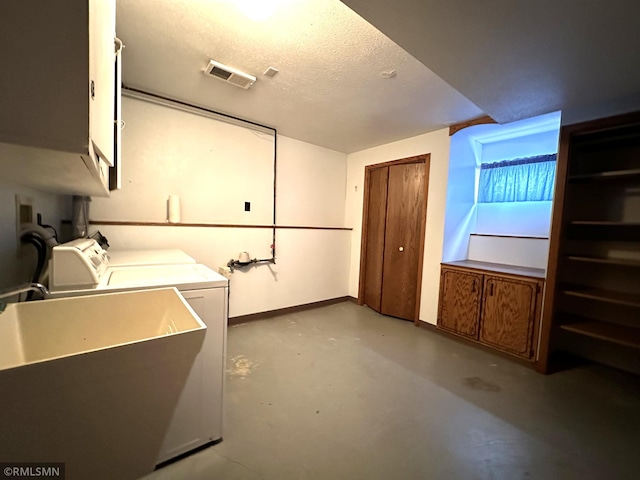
[[143, 301, 640, 480]]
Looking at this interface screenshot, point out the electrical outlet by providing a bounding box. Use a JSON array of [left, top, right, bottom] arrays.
[[218, 266, 232, 279], [15, 195, 34, 257]]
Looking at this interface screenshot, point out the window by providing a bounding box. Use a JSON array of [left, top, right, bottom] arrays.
[[478, 154, 556, 203]]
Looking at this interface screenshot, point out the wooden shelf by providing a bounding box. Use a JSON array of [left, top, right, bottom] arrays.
[[573, 126, 640, 148], [567, 221, 640, 241], [563, 285, 640, 308], [559, 321, 640, 349], [567, 255, 640, 268], [571, 221, 640, 227], [568, 168, 640, 181]]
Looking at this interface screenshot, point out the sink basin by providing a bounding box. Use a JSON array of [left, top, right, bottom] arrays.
[[0, 287, 206, 480], [0, 286, 204, 369]]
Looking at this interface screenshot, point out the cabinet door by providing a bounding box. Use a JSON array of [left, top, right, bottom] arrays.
[[438, 268, 483, 338], [480, 276, 539, 358], [89, 0, 116, 166]]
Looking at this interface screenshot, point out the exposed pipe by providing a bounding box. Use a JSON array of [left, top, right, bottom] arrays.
[[19, 223, 58, 248], [21, 234, 47, 300], [271, 132, 277, 261], [122, 86, 276, 134], [226, 257, 275, 272]]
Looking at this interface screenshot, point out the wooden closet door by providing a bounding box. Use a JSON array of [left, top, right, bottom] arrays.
[[362, 167, 389, 311], [380, 162, 426, 320]]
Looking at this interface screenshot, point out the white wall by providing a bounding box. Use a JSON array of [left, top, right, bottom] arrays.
[[91, 97, 350, 318], [345, 128, 451, 325], [93, 97, 275, 226], [92, 225, 351, 317], [475, 201, 553, 237], [442, 126, 480, 261], [468, 235, 549, 269], [0, 184, 70, 289], [276, 136, 347, 226]]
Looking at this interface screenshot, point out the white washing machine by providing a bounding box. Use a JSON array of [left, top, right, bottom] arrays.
[[48, 239, 228, 465], [107, 248, 196, 267]]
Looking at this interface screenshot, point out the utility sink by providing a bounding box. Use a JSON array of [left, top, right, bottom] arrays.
[[0, 287, 205, 369], [0, 287, 206, 480]]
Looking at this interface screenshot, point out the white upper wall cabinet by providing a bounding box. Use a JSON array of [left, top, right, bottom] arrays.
[[0, 0, 116, 197]]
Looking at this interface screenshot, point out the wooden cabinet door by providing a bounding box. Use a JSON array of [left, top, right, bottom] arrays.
[[380, 162, 427, 320], [437, 268, 483, 338], [362, 167, 389, 312], [480, 276, 540, 358]]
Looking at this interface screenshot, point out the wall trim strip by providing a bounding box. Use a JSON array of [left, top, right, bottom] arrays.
[[80, 220, 352, 231], [229, 296, 352, 325]]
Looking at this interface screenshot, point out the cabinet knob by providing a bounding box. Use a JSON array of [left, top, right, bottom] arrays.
[[398, 246, 404, 252]]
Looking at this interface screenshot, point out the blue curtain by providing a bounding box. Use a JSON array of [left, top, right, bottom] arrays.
[[478, 154, 556, 203]]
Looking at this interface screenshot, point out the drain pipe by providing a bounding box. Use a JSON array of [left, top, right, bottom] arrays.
[[271, 132, 277, 262], [226, 255, 275, 272]]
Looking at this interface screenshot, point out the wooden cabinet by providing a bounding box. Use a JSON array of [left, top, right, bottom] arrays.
[[438, 263, 544, 360], [538, 111, 640, 374], [0, 0, 118, 197]]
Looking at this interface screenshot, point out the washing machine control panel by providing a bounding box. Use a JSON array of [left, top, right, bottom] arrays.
[[51, 238, 109, 290]]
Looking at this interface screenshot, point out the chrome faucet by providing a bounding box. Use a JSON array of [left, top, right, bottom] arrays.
[[0, 283, 49, 305]]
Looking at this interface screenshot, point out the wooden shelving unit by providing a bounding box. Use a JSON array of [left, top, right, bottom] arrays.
[[568, 168, 640, 181], [537, 111, 640, 374], [559, 321, 640, 349], [567, 221, 640, 241], [570, 221, 640, 226], [567, 256, 640, 267], [563, 285, 640, 308]]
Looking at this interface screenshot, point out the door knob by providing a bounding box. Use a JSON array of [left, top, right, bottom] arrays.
[[398, 246, 404, 252]]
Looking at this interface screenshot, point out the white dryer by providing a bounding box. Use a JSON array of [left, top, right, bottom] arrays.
[[48, 239, 228, 465], [107, 248, 196, 267]]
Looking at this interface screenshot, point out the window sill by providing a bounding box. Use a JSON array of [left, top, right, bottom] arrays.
[[471, 233, 549, 240]]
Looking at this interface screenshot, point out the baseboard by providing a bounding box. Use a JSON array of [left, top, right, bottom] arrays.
[[416, 320, 439, 331], [229, 296, 351, 325], [417, 321, 534, 369]]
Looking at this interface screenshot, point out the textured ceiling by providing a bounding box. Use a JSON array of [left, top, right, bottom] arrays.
[[342, 0, 640, 124], [116, 0, 483, 153]]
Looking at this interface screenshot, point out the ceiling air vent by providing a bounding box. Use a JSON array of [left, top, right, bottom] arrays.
[[204, 60, 256, 89]]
